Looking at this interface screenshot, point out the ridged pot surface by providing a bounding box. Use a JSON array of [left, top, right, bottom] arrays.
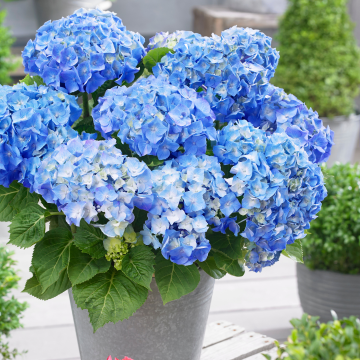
[[322, 114, 360, 167], [69, 271, 215, 360], [297, 263, 360, 322], [34, 0, 105, 25]]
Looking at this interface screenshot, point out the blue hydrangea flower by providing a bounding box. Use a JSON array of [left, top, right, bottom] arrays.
[[214, 120, 327, 272], [147, 27, 280, 123], [141, 154, 238, 265], [32, 137, 152, 235], [0, 82, 82, 188], [92, 75, 216, 160], [22, 8, 146, 94], [241, 84, 334, 164]]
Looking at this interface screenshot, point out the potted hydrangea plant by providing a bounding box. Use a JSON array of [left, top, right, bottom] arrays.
[[273, 0, 360, 166], [297, 163, 360, 323], [0, 7, 332, 360]]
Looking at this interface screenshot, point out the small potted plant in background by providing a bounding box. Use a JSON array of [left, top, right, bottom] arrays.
[[273, 0, 360, 166], [297, 163, 360, 322], [270, 313, 360, 360]]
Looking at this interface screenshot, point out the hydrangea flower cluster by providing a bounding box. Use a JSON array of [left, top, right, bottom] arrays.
[[32, 137, 152, 237], [147, 27, 280, 123], [242, 84, 334, 164], [214, 120, 327, 272], [142, 154, 234, 265], [22, 8, 146, 94], [148, 29, 334, 165], [92, 75, 216, 160], [0, 82, 82, 188]]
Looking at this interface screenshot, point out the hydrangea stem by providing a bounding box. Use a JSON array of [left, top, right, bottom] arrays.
[[82, 93, 90, 118]]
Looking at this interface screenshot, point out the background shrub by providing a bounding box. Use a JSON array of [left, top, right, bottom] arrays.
[[0, 246, 27, 360], [273, 0, 360, 117], [302, 163, 360, 274], [271, 313, 360, 360]]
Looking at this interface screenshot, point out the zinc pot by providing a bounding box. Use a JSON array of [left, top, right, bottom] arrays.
[[69, 271, 215, 360], [322, 114, 360, 167], [225, 0, 288, 14], [34, 0, 112, 26], [297, 263, 360, 322]]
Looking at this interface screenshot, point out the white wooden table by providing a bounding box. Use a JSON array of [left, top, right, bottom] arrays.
[[201, 321, 278, 360]]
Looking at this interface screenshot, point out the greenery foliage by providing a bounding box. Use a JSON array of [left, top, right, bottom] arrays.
[[0, 9, 19, 85], [0, 246, 28, 360], [270, 313, 360, 360], [303, 163, 360, 274], [273, 0, 360, 117]]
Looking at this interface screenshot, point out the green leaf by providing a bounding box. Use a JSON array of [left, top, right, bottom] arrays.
[[23, 269, 71, 300], [154, 253, 200, 304], [74, 220, 107, 259], [111, 132, 132, 156], [282, 239, 304, 263], [197, 257, 226, 279], [20, 74, 45, 86], [143, 47, 173, 73], [212, 251, 245, 277], [132, 208, 148, 233], [32, 228, 73, 291], [121, 245, 155, 290], [0, 182, 39, 222], [208, 230, 243, 260], [92, 79, 117, 107], [72, 267, 148, 332], [49, 214, 71, 231], [9, 204, 48, 248], [68, 244, 110, 286]]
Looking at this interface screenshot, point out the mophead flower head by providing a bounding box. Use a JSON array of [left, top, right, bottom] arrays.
[[148, 27, 280, 123], [33, 137, 152, 235], [214, 120, 327, 271], [22, 8, 146, 94], [92, 75, 216, 160], [141, 154, 238, 265], [0, 82, 82, 188], [242, 84, 334, 164]]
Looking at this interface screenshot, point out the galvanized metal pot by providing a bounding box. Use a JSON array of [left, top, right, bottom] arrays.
[[297, 263, 360, 322], [34, 0, 112, 26], [225, 0, 288, 14], [322, 114, 360, 167], [69, 271, 215, 360]]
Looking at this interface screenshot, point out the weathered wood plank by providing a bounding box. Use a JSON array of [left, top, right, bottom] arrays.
[[203, 321, 245, 348], [201, 331, 275, 360], [246, 347, 279, 360]]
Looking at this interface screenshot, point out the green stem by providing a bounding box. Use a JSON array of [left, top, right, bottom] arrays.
[[71, 224, 77, 234], [82, 93, 90, 118], [49, 212, 65, 216]]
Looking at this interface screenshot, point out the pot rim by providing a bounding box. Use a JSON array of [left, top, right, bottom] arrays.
[[297, 263, 360, 278]]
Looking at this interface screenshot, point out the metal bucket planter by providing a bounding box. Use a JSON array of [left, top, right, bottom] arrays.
[[225, 0, 288, 14], [322, 114, 360, 167], [69, 271, 215, 360], [297, 263, 360, 322], [34, 0, 113, 26]]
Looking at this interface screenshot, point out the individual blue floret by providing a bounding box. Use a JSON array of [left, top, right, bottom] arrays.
[[22, 8, 146, 94]]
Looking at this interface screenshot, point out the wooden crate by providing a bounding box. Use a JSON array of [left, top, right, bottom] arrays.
[[201, 321, 278, 360], [193, 6, 279, 37]]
